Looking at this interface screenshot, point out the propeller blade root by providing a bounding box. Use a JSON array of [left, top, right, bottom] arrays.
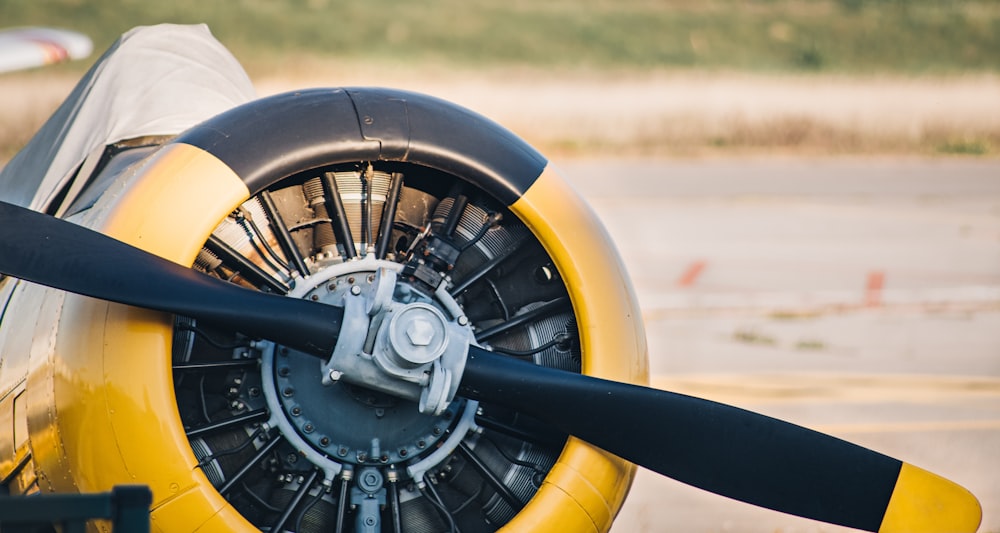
[[0, 200, 341, 356]]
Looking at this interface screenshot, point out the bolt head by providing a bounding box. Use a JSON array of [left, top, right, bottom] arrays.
[[405, 318, 435, 346], [388, 303, 448, 365]]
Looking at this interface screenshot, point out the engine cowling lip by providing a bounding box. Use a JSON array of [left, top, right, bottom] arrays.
[[172, 87, 548, 207]]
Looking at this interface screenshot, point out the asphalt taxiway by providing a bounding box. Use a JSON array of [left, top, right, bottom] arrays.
[[555, 158, 1000, 533]]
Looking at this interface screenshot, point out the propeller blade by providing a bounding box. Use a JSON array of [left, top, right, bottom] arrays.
[[0, 200, 340, 357], [0, 200, 981, 531], [459, 346, 982, 533]]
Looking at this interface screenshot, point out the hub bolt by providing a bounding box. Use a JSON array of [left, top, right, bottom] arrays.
[[405, 318, 435, 346]]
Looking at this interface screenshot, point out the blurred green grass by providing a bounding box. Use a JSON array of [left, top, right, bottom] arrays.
[[2, 0, 998, 76], [2, 0, 998, 160]]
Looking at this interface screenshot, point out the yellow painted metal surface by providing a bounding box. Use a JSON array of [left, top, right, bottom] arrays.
[[0, 283, 49, 414], [878, 463, 982, 533], [12, 142, 255, 530], [504, 165, 649, 532], [22, 288, 71, 494], [96, 142, 251, 262], [0, 281, 41, 486], [509, 166, 649, 384]]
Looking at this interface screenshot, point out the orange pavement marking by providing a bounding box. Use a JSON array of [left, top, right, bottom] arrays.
[[676, 260, 707, 287], [865, 270, 885, 307]]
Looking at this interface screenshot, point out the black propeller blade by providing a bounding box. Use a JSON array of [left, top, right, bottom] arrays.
[[0, 200, 341, 356], [459, 346, 949, 533], [0, 198, 978, 532]]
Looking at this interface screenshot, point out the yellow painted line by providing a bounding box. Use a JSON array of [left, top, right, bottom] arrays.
[[813, 419, 1000, 435], [650, 373, 1000, 406], [649, 373, 1000, 436]]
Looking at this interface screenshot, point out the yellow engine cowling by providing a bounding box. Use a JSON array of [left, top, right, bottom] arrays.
[[0, 88, 648, 532]]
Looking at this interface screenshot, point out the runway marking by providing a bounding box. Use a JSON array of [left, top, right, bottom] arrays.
[[865, 270, 885, 307], [676, 260, 707, 287], [650, 373, 1000, 405], [649, 374, 1000, 435], [812, 418, 1000, 435]]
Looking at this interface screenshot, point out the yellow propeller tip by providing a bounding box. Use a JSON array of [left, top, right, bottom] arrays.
[[879, 463, 982, 533]]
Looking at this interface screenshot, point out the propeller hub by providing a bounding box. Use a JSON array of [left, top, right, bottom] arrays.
[[252, 256, 478, 479], [264, 256, 473, 418]]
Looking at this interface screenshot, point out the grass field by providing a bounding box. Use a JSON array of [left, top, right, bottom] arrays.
[[4, 69, 998, 162], [2, 1, 999, 159], [2, 0, 998, 76]]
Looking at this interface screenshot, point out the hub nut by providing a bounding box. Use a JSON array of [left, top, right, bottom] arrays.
[[406, 318, 435, 347], [386, 303, 449, 368]]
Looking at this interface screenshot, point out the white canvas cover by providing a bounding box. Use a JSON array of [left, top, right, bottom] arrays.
[[0, 23, 256, 210]]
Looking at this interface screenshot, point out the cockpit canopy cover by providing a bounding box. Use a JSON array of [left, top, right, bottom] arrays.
[[0, 23, 255, 210]]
